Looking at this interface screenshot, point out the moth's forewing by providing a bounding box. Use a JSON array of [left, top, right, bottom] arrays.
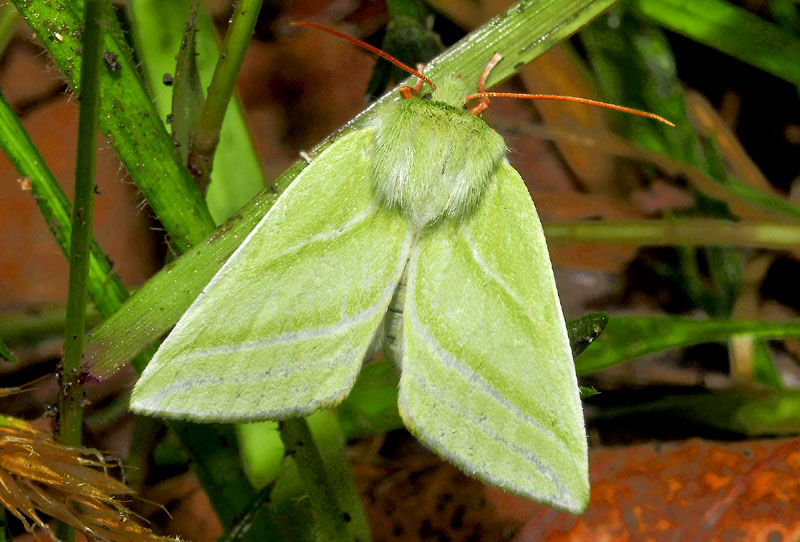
[[131, 130, 412, 421], [399, 161, 588, 513]]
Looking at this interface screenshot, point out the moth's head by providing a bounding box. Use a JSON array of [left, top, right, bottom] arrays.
[[428, 74, 471, 110]]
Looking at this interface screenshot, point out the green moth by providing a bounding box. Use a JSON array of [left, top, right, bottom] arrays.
[[132, 26, 591, 513]]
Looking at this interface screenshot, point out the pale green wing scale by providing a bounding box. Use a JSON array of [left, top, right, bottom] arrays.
[[131, 129, 413, 421], [398, 160, 589, 513]]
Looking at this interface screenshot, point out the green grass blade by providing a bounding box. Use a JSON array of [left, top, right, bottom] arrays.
[[55, 3, 103, 538], [236, 413, 372, 540], [219, 481, 283, 542], [307, 411, 372, 542], [767, 0, 800, 34], [0, 305, 102, 348], [750, 340, 783, 388], [267, 412, 371, 541], [576, 316, 800, 374], [634, 0, 800, 86], [717, 175, 800, 222], [568, 312, 610, 358], [365, 1, 443, 99], [237, 422, 283, 488], [13, 0, 215, 250], [168, 421, 283, 535]]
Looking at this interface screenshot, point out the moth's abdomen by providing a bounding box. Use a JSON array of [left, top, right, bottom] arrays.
[[382, 276, 406, 367], [369, 96, 506, 229]]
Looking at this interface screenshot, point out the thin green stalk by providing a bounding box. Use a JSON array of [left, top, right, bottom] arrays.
[[543, 219, 800, 250], [305, 411, 371, 542], [58, 0, 103, 448], [187, 0, 262, 190], [0, 304, 102, 346], [57, 9, 103, 542], [279, 418, 352, 542]]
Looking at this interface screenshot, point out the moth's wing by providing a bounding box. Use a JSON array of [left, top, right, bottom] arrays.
[[132, 129, 413, 422], [399, 160, 589, 513]]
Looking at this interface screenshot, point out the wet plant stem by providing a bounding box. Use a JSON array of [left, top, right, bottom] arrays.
[[543, 218, 800, 250], [187, 0, 262, 189]]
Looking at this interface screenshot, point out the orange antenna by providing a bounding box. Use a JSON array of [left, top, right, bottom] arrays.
[[465, 53, 674, 126], [466, 92, 675, 126], [291, 21, 436, 92]]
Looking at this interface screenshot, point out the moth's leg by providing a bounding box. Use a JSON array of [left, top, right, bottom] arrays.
[[399, 64, 428, 100], [470, 53, 503, 115], [299, 150, 313, 164], [412, 64, 426, 93]]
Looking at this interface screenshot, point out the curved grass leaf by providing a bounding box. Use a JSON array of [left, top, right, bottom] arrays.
[[634, 0, 800, 86], [575, 316, 800, 375]]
